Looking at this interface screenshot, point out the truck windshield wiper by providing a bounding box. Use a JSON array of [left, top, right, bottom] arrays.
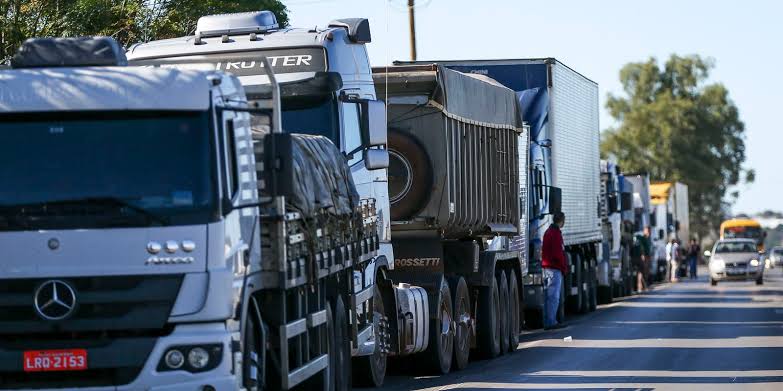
[[0, 196, 170, 226]]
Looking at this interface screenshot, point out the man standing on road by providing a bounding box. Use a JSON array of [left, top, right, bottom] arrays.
[[687, 238, 700, 280], [670, 239, 681, 282], [543, 212, 567, 330], [632, 227, 652, 292]]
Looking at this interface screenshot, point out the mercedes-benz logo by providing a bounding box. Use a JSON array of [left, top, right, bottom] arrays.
[[34, 280, 77, 321]]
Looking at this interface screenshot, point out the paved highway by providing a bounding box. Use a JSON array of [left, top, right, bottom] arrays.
[[375, 266, 783, 390]]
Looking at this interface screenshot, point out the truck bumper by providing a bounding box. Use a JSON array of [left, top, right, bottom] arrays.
[[3, 323, 238, 391]]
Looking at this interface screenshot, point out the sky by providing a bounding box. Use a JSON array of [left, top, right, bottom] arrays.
[[284, 0, 782, 215]]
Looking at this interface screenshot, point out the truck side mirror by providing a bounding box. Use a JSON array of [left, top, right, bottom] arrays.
[[360, 100, 387, 147], [363, 149, 389, 170], [620, 193, 632, 211], [548, 186, 562, 215]]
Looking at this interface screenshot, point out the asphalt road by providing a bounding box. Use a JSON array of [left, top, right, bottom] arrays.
[[375, 266, 783, 390]]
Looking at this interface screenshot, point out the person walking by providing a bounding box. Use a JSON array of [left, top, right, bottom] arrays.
[[666, 238, 674, 282], [670, 239, 681, 282], [632, 227, 652, 292], [687, 238, 700, 280], [542, 212, 568, 330]]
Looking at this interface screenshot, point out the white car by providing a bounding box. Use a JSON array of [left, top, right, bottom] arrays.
[[707, 239, 764, 286], [768, 246, 783, 268]]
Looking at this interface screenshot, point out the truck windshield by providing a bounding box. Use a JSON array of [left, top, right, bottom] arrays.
[[0, 111, 216, 231], [250, 95, 339, 145]]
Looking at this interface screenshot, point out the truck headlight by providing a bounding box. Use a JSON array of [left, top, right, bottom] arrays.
[[750, 259, 759, 267], [188, 347, 210, 369], [164, 349, 185, 369]]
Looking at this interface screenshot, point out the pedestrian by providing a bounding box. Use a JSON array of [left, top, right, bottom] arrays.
[[670, 239, 680, 282], [542, 212, 568, 330], [687, 238, 700, 280], [642, 226, 652, 286], [631, 227, 652, 292], [666, 238, 674, 281]]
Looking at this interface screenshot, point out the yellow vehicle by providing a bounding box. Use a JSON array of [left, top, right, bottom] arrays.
[[719, 219, 765, 252]]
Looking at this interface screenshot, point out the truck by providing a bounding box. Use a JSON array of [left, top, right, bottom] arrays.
[[397, 59, 603, 324], [650, 182, 690, 278], [598, 160, 634, 303], [372, 64, 527, 373], [127, 12, 399, 387], [1, 36, 378, 390]]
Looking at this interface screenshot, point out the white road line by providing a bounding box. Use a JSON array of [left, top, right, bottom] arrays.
[[518, 336, 783, 349]]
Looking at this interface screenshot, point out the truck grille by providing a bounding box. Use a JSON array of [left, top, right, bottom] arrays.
[[0, 275, 182, 388], [0, 274, 183, 335]]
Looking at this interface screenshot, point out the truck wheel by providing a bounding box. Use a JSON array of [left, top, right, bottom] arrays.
[[507, 270, 521, 352], [387, 131, 433, 221], [424, 278, 453, 374], [477, 274, 501, 358], [333, 296, 351, 391], [497, 271, 510, 355], [450, 277, 471, 371], [710, 278, 717, 286], [756, 276, 764, 285], [352, 285, 386, 388]]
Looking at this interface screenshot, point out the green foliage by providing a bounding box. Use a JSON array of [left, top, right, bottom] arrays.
[[602, 54, 751, 239], [0, 0, 289, 63]]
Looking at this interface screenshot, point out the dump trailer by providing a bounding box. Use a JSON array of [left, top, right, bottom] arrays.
[[128, 11, 395, 388], [0, 36, 378, 391], [598, 160, 633, 303], [373, 64, 527, 373], [395, 59, 602, 323]]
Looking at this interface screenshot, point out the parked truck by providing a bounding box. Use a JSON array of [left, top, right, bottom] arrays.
[[372, 64, 527, 373], [400, 59, 603, 323], [624, 173, 659, 284], [598, 160, 634, 303], [1, 36, 378, 390], [128, 12, 399, 388]]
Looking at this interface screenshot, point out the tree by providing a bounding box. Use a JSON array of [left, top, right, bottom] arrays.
[[0, 0, 289, 63], [602, 54, 753, 239]]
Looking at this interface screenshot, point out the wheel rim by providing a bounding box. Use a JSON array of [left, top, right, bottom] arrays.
[[456, 295, 469, 354], [440, 298, 453, 355]]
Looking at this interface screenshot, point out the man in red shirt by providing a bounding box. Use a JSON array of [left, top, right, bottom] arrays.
[[542, 212, 567, 329]]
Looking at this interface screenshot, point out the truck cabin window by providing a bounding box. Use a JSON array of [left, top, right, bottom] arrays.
[[250, 94, 340, 146], [0, 112, 216, 231]]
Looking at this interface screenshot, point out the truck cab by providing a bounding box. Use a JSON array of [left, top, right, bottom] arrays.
[[0, 37, 255, 390]]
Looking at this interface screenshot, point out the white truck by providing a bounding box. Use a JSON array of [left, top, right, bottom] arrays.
[[0, 36, 378, 390], [598, 160, 634, 303], [415, 59, 603, 321], [650, 182, 690, 279]]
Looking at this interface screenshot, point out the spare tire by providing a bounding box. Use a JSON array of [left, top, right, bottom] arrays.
[[388, 131, 433, 221]]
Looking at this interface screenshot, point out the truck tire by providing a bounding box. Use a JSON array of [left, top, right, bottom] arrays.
[[388, 131, 433, 221], [579, 254, 590, 314], [477, 274, 501, 358], [711, 278, 718, 286], [423, 278, 453, 374], [333, 296, 351, 391], [507, 270, 521, 352], [497, 271, 510, 355], [352, 285, 386, 388], [756, 276, 764, 285], [449, 277, 471, 371]]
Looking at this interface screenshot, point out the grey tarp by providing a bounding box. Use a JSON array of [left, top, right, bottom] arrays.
[[11, 37, 127, 68], [373, 64, 520, 129], [259, 132, 359, 217]]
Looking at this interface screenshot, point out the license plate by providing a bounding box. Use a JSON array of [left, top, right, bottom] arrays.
[[23, 349, 87, 372]]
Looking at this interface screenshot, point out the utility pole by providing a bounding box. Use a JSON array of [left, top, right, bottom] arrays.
[[408, 0, 417, 61]]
